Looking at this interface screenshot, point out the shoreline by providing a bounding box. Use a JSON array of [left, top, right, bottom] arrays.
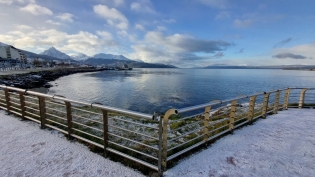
[[0, 67, 107, 90]]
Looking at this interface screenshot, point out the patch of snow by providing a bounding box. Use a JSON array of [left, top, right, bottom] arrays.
[[32, 75, 42, 78], [0, 110, 145, 177], [71, 53, 90, 61], [165, 109, 315, 177]]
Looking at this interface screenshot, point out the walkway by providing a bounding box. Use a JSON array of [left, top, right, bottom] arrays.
[[0, 68, 56, 76], [165, 109, 315, 177], [0, 110, 145, 177]]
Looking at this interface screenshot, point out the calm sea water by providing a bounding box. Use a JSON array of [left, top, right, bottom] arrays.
[[47, 69, 315, 114]]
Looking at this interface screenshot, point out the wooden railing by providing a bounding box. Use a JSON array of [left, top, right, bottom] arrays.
[[0, 85, 314, 176]]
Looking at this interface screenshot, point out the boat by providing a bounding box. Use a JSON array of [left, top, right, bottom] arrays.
[[122, 64, 132, 70], [113, 64, 132, 70]]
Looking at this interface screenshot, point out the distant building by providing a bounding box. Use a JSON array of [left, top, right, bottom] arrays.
[[0, 45, 26, 63]]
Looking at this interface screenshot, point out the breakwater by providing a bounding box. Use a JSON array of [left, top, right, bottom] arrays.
[[0, 67, 107, 89]]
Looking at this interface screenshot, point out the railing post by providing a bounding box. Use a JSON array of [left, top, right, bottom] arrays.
[[37, 96, 46, 129], [65, 101, 73, 139], [203, 106, 211, 143], [283, 89, 291, 110], [102, 110, 108, 158], [247, 96, 256, 124], [273, 90, 281, 114], [229, 100, 237, 133], [19, 91, 26, 120], [161, 109, 177, 171], [158, 116, 163, 176], [298, 89, 308, 108], [4, 88, 11, 112], [262, 93, 270, 118]]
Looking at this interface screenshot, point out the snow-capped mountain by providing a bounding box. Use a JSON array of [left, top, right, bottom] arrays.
[[0, 42, 9, 46], [71, 53, 90, 61], [40, 47, 71, 60], [93, 53, 130, 61]]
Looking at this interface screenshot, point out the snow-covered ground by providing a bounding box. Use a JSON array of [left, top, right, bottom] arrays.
[[165, 109, 315, 177], [1, 109, 314, 177], [0, 110, 145, 177]]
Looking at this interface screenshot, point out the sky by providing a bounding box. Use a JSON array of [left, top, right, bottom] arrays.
[[0, 0, 314, 68]]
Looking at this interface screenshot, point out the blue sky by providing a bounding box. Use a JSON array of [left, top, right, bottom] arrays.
[[0, 0, 314, 67]]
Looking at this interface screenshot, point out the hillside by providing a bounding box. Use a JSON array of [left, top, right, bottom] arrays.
[[82, 58, 176, 68]]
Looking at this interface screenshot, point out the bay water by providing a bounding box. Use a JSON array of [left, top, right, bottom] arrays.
[[47, 69, 315, 114]]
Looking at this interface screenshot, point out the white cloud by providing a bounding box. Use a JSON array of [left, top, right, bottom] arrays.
[[234, 19, 253, 28], [46, 20, 61, 25], [129, 31, 232, 64], [96, 30, 112, 39], [116, 30, 137, 42], [135, 24, 145, 31], [20, 3, 53, 15], [0, 29, 118, 55], [98, 0, 124, 7], [117, 30, 128, 37], [93, 4, 128, 30], [163, 18, 176, 23], [17, 0, 36, 3], [116, 22, 128, 30], [130, 3, 140, 11], [273, 42, 315, 59], [0, 0, 13, 5], [198, 0, 229, 9], [157, 26, 166, 31], [16, 25, 33, 30], [215, 11, 230, 20], [113, 0, 124, 6], [56, 13, 75, 22], [130, 0, 156, 14]]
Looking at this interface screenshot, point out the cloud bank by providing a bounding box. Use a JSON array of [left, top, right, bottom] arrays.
[[129, 31, 233, 65], [273, 53, 307, 59]]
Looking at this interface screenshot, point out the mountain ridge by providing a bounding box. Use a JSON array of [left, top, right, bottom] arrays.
[[40, 47, 72, 60]]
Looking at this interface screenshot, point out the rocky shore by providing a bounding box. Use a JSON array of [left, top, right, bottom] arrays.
[[0, 67, 107, 89]]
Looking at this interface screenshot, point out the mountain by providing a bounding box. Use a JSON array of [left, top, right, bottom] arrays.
[[82, 58, 176, 68], [0, 43, 66, 61], [21, 49, 65, 61], [0, 42, 9, 46], [93, 53, 130, 61], [71, 53, 90, 61], [40, 47, 71, 60]]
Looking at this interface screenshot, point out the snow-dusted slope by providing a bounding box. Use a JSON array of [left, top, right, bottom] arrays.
[[93, 53, 130, 60], [71, 53, 90, 61], [165, 109, 315, 177], [40, 47, 71, 60], [0, 42, 9, 46]]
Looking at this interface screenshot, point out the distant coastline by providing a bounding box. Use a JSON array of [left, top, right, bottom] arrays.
[[0, 67, 107, 89], [198, 65, 315, 70], [283, 68, 315, 71]]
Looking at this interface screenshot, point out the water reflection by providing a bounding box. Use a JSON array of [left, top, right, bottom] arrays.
[[48, 69, 315, 114]]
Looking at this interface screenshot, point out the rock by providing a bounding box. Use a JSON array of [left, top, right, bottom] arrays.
[[0, 68, 102, 90], [44, 83, 53, 88]]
